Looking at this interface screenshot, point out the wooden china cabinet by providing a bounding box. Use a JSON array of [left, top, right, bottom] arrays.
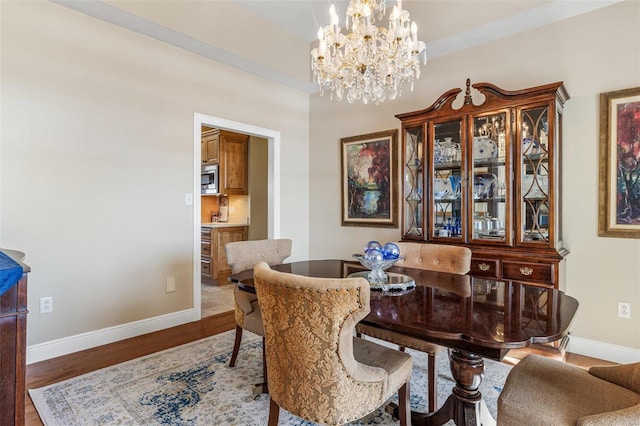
[[397, 79, 569, 289]]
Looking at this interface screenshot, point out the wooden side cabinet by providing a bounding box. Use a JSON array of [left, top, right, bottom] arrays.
[[201, 226, 247, 283], [0, 267, 29, 426]]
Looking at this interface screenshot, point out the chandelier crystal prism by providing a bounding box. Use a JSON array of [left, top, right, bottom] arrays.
[[311, 0, 427, 104]]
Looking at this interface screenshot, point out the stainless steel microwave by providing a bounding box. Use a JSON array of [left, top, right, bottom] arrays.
[[201, 164, 219, 195]]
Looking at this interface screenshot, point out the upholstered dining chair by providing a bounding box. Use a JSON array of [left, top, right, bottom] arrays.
[[498, 354, 640, 425], [356, 241, 472, 413], [224, 239, 292, 371], [253, 261, 413, 426]]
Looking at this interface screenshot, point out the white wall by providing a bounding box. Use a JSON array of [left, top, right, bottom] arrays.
[[1, 1, 310, 349], [309, 1, 640, 355]]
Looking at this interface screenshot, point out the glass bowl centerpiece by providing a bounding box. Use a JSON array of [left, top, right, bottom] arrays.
[[353, 241, 402, 283]]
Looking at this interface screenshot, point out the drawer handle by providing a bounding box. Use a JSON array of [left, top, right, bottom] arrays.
[[519, 267, 534, 276], [478, 263, 491, 271]]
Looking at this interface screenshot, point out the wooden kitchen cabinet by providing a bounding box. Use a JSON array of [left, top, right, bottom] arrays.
[[201, 226, 247, 282], [201, 129, 248, 195], [219, 131, 248, 195], [201, 128, 219, 165], [397, 79, 569, 288]]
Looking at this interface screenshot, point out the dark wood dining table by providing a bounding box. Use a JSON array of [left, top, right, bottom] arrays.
[[229, 259, 579, 426]]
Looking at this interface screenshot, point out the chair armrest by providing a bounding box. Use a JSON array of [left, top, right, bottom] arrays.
[[589, 363, 640, 393], [234, 287, 257, 314], [577, 403, 640, 426]]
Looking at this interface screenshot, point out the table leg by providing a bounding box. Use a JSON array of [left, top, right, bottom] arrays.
[[410, 349, 495, 426]]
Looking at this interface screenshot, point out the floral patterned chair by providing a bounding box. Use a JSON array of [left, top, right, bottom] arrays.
[[253, 261, 413, 426], [224, 239, 292, 375], [356, 241, 472, 412]]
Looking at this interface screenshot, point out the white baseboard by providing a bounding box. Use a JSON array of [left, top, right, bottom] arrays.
[[569, 335, 640, 364], [26, 308, 197, 365]]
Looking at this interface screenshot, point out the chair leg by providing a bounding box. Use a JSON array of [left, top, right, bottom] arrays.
[[268, 397, 280, 426], [397, 381, 411, 426], [428, 352, 437, 412], [229, 325, 243, 367]]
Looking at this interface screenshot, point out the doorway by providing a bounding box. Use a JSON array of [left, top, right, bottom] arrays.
[[193, 113, 280, 319]]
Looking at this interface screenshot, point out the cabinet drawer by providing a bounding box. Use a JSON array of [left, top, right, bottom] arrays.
[[470, 258, 500, 278], [201, 260, 211, 276], [201, 241, 212, 257], [502, 261, 554, 284], [201, 227, 212, 241]]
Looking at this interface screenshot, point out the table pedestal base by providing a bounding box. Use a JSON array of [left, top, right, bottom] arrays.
[[408, 349, 496, 426]]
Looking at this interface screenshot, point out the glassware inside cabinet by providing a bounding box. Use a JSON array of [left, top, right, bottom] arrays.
[[433, 120, 462, 239], [521, 106, 550, 242], [404, 126, 423, 237], [471, 112, 507, 242]]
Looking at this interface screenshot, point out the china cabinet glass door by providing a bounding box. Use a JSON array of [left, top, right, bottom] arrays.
[[470, 111, 510, 244], [403, 126, 424, 238], [519, 105, 551, 244], [432, 119, 464, 240]]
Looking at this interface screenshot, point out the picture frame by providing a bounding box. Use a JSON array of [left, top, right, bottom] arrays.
[[598, 86, 640, 238], [341, 129, 398, 228]]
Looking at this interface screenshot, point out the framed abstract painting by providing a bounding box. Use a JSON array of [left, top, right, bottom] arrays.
[[341, 129, 398, 228], [598, 86, 640, 238]]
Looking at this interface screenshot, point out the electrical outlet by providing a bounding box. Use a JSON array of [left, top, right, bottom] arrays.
[[618, 301, 631, 319], [40, 296, 53, 314], [166, 277, 176, 293]]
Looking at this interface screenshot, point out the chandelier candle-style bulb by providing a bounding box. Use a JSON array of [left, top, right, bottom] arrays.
[[330, 4, 339, 34], [311, 0, 427, 104], [317, 28, 326, 58]]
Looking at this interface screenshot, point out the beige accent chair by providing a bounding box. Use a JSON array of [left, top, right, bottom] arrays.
[[253, 262, 413, 426], [356, 242, 472, 412], [224, 239, 292, 370], [498, 355, 640, 425]]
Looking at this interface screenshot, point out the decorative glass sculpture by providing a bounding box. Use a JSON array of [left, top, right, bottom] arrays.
[[352, 253, 402, 282]]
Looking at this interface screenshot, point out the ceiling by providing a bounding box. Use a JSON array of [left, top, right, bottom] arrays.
[[53, 0, 622, 94]]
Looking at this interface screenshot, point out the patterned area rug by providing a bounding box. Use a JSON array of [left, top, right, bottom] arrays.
[[30, 330, 511, 425]]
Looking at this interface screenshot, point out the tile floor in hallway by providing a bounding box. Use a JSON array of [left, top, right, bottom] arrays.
[[201, 280, 235, 317]]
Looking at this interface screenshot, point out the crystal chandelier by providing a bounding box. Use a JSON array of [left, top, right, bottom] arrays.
[[311, 0, 427, 104]]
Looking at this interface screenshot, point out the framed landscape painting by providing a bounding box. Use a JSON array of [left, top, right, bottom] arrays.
[[341, 129, 398, 228], [599, 86, 640, 238]]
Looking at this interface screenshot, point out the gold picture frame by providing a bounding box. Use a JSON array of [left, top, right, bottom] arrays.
[[341, 129, 398, 228], [598, 86, 640, 237]]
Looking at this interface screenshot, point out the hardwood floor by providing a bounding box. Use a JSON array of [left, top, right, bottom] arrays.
[[24, 311, 613, 425]]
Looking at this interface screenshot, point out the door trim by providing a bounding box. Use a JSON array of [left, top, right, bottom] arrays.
[[193, 113, 280, 319]]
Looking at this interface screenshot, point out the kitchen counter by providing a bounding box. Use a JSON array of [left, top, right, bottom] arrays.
[[202, 222, 248, 228]]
